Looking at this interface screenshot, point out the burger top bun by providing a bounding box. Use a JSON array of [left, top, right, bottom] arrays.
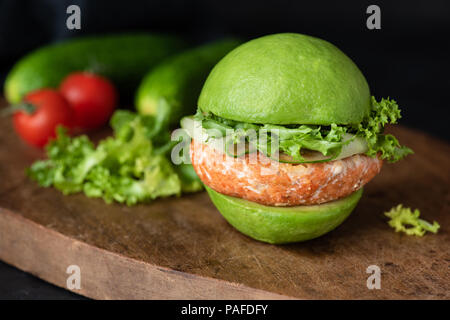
[[198, 33, 371, 125]]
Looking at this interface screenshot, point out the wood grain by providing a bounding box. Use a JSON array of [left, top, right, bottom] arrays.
[[0, 100, 448, 299]]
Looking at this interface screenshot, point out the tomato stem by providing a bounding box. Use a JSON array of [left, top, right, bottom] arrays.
[[0, 102, 36, 116]]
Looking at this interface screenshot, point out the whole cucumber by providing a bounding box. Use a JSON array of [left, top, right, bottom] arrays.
[[135, 38, 241, 127], [4, 33, 185, 103]]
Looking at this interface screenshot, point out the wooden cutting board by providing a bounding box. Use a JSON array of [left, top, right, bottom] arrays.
[[0, 101, 448, 299]]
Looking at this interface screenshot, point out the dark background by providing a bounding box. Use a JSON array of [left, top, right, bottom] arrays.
[[0, 0, 449, 299]]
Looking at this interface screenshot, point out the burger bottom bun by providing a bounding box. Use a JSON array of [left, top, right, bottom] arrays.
[[206, 186, 363, 244]]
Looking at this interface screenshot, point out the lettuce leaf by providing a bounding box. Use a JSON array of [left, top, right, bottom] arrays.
[[384, 204, 440, 236], [353, 97, 413, 162], [194, 96, 412, 163], [28, 111, 203, 206], [194, 112, 351, 162]]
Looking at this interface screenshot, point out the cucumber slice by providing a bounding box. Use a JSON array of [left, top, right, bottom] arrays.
[[273, 135, 368, 163]]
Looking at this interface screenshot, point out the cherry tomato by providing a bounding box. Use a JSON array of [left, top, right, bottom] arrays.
[[59, 72, 117, 130], [13, 89, 73, 148]]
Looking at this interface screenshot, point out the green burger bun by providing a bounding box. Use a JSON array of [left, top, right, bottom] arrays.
[[198, 33, 370, 125], [206, 186, 363, 244], [190, 33, 391, 244]]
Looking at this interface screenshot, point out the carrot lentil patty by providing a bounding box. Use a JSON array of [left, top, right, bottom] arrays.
[[191, 139, 382, 206]]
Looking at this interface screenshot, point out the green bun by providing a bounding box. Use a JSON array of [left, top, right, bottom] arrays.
[[206, 186, 363, 244], [198, 33, 371, 125]]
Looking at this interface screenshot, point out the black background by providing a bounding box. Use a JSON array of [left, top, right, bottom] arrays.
[[0, 0, 449, 299]]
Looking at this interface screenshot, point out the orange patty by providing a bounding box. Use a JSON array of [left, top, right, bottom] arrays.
[[191, 139, 382, 206]]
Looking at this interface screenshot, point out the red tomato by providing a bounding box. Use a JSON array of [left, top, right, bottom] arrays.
[[59, 72, 117, 130], [13, 89, 73, 148]]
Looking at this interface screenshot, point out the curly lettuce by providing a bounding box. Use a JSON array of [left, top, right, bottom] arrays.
[[194, 96, 412, 163], [352, 97, 413, 162], [28, 111, 202, 206], [384, 204, 440, 236]]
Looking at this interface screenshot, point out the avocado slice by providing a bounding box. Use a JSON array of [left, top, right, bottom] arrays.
[[206, 186, 363, 244]]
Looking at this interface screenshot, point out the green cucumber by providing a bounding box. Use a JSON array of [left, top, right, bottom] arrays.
[[4, 33, 185, 103], [135, 38, 241, 127]]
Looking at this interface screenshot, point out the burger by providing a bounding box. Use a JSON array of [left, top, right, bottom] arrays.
[[181, 33, 412, 244]]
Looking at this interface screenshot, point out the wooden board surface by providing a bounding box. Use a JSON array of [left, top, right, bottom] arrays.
[[0, 101, 449, 299]]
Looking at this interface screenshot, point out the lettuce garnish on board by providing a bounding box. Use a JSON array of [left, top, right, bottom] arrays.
[[28, 111, 202, 206], [384, 205, 440, 236], [195, 97, 413, 163]]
